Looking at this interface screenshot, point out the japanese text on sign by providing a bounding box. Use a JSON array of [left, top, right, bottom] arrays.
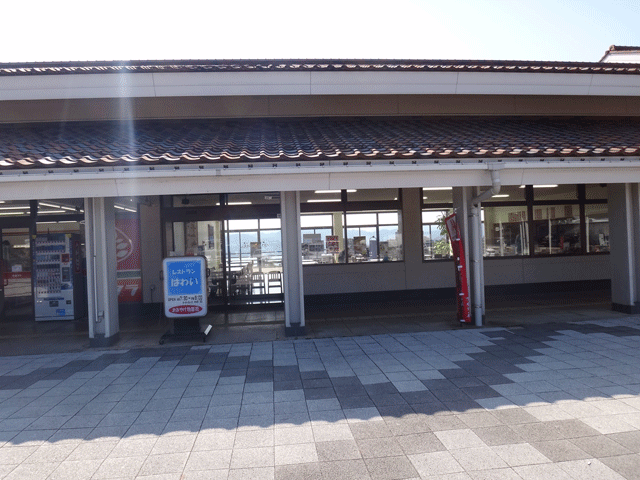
[[163, 256, 208, 318]]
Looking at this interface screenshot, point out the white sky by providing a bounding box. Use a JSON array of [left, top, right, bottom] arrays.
[[3, 0, 640, 63]]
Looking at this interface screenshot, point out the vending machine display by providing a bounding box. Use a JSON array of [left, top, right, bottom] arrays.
[[34, 233, 86, 321]]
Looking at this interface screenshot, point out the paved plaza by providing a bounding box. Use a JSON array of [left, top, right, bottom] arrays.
[[1, 318, 640, 479]]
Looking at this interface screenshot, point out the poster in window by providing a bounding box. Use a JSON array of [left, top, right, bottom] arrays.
[[250, 242, 262, 258], [116, 218, 142, 303], [326, 235, 339, 253]]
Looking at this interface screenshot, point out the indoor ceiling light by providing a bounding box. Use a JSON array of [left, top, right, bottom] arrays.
[[314, 189, 357, 194], [519, 185, 558, 188], [307, 199, 340, 203], [492, 194, 510, 198], [227, 202, 252, 205], [114, 205, 137, 212]]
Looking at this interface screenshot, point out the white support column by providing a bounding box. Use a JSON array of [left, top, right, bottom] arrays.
[[85, 197, 120, 347], [281, 191, 305, 336], [608, 184, 640, 313]]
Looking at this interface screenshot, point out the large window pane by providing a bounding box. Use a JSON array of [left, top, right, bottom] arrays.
[[532, 184, 577, 201], [347, 189, 398, 202], [486, 185, 525, 202], [301, 212, 344, 264], [586, 184, 608, 200], [422, 209, 451, 260], [533, 205, 580, 254], [346, 211, 403, 263], [586, 204, 609, 253], [483, 206, 529, 256], [422, 188, 452, 205]]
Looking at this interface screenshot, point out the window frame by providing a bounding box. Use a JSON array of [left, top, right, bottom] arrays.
[[300, 189, 404, 265]]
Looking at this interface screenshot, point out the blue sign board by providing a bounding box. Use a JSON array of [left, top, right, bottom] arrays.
[[163, 256, 208, 318]]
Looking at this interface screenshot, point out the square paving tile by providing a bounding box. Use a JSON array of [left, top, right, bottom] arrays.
[[275, 443, 318, 465], [450, 445, 509, 471], [365, 455, 420, 480], [408, 450, 464, 477]]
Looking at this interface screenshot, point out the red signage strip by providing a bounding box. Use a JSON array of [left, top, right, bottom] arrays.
[[445, 212, 472, 324]]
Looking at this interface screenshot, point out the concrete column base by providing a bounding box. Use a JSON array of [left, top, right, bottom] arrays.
[[612, 302, 640, 314], [285, 324, 306, 337], [89, 332, 120, 348]]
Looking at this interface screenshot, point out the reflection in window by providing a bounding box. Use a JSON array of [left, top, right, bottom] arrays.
[[586, 204, 609, 253], [301, 213, 341, 264], [422, 209, 452, 260], [483, 206, 529, 256], [533, 205, 581, 255], [346, 211, 402, 262], [301, 211, 402, 264]]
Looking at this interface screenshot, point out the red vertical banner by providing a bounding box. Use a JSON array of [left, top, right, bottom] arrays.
[[116, 218, 143, 303], [445, 212, 471, 324]]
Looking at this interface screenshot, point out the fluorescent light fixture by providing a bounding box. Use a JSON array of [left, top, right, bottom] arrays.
[[37, 220, 79, 224], [39, 202, 61, 209], [39, 210, 66, 214], [0, 211, 27, 216], [491, 194, 510, 198], [423, 187, 452, 191], [314, 189, 357, 194], [227, 202, 252, 205], [519, 185, 558, 188], [114, 205, 137, 212], [43, 202, 80, 211], [307, 199, 341, 203], [0, 206, 29, 210]]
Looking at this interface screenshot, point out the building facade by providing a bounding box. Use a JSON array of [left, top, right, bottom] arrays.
[[1, 55, 639, 345]]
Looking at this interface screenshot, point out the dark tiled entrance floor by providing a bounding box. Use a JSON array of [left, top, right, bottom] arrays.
[[0, 289, 630, 355], [0, 318, 639, 479]]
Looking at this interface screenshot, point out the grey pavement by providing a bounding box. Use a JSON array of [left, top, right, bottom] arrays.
[[1, 317, 640, 479]]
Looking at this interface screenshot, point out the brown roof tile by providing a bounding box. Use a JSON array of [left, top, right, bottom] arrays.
[[0, 117, 639, 170], [1, 59, 640, 76]]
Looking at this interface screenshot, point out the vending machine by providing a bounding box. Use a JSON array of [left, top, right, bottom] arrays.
[[33, 233, 86, 321]]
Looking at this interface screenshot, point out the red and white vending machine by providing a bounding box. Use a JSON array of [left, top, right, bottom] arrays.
[[33, 233, 86, 321]]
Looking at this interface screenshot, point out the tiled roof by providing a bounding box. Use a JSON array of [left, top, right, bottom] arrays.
[[1, 59, 640, 76], [1, 117, 639, 170]]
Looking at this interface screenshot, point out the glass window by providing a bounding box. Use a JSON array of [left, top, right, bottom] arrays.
[[300, 191, 343, 204], [483, 206, 529, 256], [0, 200, 30, 218], [346, 211, 403, 263], [533, 205, 581, 255], [486, 185, 526, 202], [422, 187, 453, 205], [347, 189, 398, 202], [586, 204, 609, 253], [586, 184, 608, 200], [422, 209, 452, 260], [532, 184, 577, 201], [227, 192, 280, 205], [38, 199, 84, 215], [170, 194, 220, 207], [301, 212, 344, 264]]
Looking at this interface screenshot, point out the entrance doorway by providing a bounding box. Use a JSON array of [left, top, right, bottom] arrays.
[[162, 194, 284, 311], [0, 228, 33, 322]]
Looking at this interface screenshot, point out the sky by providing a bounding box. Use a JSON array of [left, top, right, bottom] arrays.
[[2, 0, 640, 63]]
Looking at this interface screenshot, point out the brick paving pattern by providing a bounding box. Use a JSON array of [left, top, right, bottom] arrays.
[[0, 318, 639, 479]]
